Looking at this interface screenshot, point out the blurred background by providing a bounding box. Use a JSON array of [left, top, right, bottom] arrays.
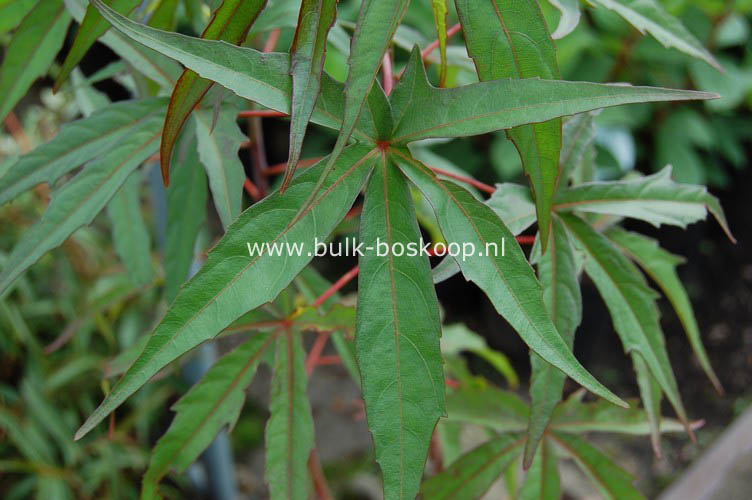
[[1, 0, 751, 498]]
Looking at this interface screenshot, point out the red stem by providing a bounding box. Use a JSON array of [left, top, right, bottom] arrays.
[[382, 51, 394, 96], [421, 22, 463, 60], [306, 330, 332, 375], [311, 265, 360, 308], [263, 28, 281, 53], [243, 178, 262, 201], [427, 165, 496, 194], [237, 110, 288, 118]]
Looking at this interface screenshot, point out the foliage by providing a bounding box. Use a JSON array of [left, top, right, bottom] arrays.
[[0, 0, 744, 498]]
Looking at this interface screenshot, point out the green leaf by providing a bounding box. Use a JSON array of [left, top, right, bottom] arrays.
[[560, 213, 689, 430], [324, 0, 409, 173], [283, 0, 338, 192], [165, 130, 208, 303], [549, 0, 581, 39], [606, 228, 722, 392], [518, 439, 560, 500], [0, 0, 70, 123], [554, 166, 735, 242], [390, 48, 716, 145], [559, 111, 598, 192], [0, 0, 38, 36], [430, 0, 448, 86], [356, 156, 445, 500], [159, 0, 267, 184], [54, 0, 142, 92], [485, 183, 537, 235], [86, 0, 385, 141], [441, 323, 519, 388], [525, 216, 582, 467], [420, 434, 525, 499], [265, 329, 315, 500], [67, 0, 181, 90], [550, 393, 685, 435], [147, 0, 180, 31], [0, 110, 164, 296], [589, 0, 721, 70], [194, 107, 246, 230], [394, 151, 627, 408], [0, 98, 167, 206], [107, 171, 153, 286], [632, 352, 663, 456], [456, 0, 561, 250], [446, 385, 529, 431], [550, 431, 646, 499], [75, 145, 378, 440], [142, 334, 273, 496]]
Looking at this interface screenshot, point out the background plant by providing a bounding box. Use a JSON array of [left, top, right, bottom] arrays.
[[0, 0, 747, 499]]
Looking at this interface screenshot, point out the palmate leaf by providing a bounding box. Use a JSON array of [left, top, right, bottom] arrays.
[[107, 171, 153, 287], [394, 151, 627, 408], [456, 0, 561, 250], [588, 0, 721, 71], [87, 0, 386, 142], [75, 145, 378, 440], [165, 129, 207, 303], [0, 110, 165, 296], [356, 156, 445, 500], [142, 333, 274, 498], [525, 216, 582, 467], [560, 213, 690, 431], [147, 0, 180, 31], [194, 107, 246, 229], [0, 0, 71, 123], [390, 47, 716, 145], [554, 166, 735, 242], [550, 431, 645, 500], [265, 329, 315, 500], [159, 0, 267, 185], [0, 98, 167, 206], [420, 434, 525, 499], [284, 0, 338, 192], [518, 440, 560, 500], [54, 0, 142, 92], [606, 228, 722, 392], [446, 385, 529, 432], [67, 0, 182, 90], [486, 183, 537, 235]]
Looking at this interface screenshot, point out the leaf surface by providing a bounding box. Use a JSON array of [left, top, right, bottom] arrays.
[[561, 214, 688, 429], [0, 0, 37, 35], [551, 431, 646, 499], [75, 145, 377, 439], [107, 171, 153, 286], [0, 0, 70, 122], [0, 111, 164, 295], [165, 131, 207, 303], [194, 107, 246, 229], [430, 0, 448, 86], [86, 0, 384, 141], [554, 166, 734, 242], [55, 0, 142, 92], [390, 48, 716, 145], [160, 0, 267, 184], [606, 228, 722, 392], [420, 434, 525, 499], [525, 216, 582, 467], [518, 440, 560, 500], [590, 0, 720, 70], [356, 155, 445, 500], [265, 329, 314, 500], [395, 151, 626, 408], [284, 0, 338, 192], [456, 0, 561, 249], [0, 98, 167, 206], [142, 334, 273, 496]]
